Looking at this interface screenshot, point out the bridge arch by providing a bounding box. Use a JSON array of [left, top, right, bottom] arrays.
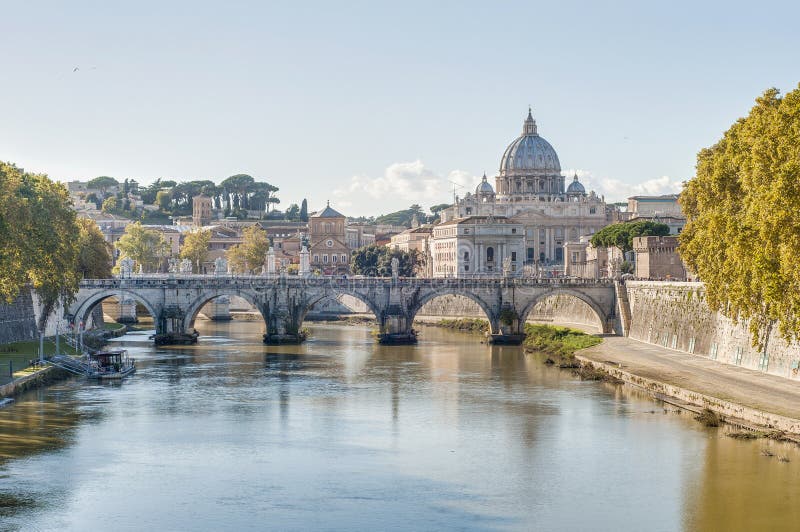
[[71, 289, 159, 327], [182, 289, 267, 332], [518, 288, 607, 332], [298, 288, 383, 326], [408, 287, 499, 332]]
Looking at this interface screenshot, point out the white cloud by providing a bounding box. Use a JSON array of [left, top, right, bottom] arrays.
[[566, 169, 684, 202], [332, 160, 480, 216]]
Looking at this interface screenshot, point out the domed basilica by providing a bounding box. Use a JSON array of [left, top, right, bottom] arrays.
[[435, 109, 610, 275]]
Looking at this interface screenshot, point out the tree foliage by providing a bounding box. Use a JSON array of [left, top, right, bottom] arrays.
[[680, 85, 800, 347], [76, 218, 113, 278], [0, 162, 81, 326], [180, 229, 211, 272], [300, 199, 308, 222], [590, 221, 670, 254], [226, 225, 269, 273], [114, 222, 168, 273], [350, 245, 419, 277], [87, 175, 119, 193]]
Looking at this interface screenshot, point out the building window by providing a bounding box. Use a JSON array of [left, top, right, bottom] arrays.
[[313, 255, 319, 263], [464, 265, 470, 272], [332, 254, 338, 263], [464, 229, 470, 235], [341, 255, 347, 263], [466, 207, 472, 215], [511, 228, 517, 234], [487, 247, 494, 262], [464, 251, 469, 261], [589, 207, 596, 214], [511, 251, 517, 261], [323, 255, 329, 263]]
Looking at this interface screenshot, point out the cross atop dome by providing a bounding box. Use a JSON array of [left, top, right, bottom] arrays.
[[523, 107, 537, 136]]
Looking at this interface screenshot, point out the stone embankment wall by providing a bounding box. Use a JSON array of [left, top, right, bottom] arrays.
[[525, 295, 603, 332], [415, 294, 602, 332], [0, 291, 39, 344], [0, 289, 103, 345], [625, 281, 800, 380]]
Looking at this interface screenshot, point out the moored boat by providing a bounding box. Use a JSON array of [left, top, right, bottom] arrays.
[[87, 350, 136, 380]]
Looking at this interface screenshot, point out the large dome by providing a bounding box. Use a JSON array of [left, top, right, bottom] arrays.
[[499, 110, 561, 175]]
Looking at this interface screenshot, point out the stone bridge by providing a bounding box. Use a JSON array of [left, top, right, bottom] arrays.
[[68, 275, 620, 345]]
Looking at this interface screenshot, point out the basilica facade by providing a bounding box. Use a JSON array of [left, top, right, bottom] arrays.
[[435, 110, 611, 276]]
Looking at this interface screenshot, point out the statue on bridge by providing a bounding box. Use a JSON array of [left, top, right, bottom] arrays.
[[391, 257, 399, 281], [214, 257, 228, 276], [179, 258, 193, 274], [119, 257, 134, 278]]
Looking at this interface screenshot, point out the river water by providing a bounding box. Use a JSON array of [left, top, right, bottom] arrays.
[[1, 321, 799, 531]]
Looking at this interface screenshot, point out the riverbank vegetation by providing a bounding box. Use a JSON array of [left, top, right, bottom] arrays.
[[435, 318, 489, 334], [523, 324, 602, 363]]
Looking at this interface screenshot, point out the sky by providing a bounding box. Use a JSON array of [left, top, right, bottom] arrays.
[[2, 1, 799, 216]]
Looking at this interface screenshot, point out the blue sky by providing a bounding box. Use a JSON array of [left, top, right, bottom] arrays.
[[2, 1, 799, 216]]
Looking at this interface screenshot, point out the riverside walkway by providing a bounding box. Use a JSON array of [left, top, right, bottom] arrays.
[[580, 336, 800, 426]]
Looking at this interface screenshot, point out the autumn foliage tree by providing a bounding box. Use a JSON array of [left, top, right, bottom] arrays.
[[226, 225, 270, 273], [114, 222, 168, 273], [76, 218, 113, 278], [0, 162, 81, 326], [180, 228, 212, 272], [679, 85, 800, 347]]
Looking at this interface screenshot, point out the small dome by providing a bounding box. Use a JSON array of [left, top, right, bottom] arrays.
[[566, 174, 586, 195], [475, 173, 494, 195], [499, 109, 561, 175]]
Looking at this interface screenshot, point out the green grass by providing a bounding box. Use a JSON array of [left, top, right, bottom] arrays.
[[103, 322, 126, 331], [0, 338, 80, 377], [523, 324, 602, 360], [435, 318, 490, 334]]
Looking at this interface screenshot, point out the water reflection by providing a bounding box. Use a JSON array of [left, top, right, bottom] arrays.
[[0, 321, 799, 531]]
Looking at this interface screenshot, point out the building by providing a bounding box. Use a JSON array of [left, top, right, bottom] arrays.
[[389, 226, 434, 276], [431, 216, 524, 277], [192, 194, 213, 227], [564, 239, 624, 279], [308, 202, 350, 274], [346, 223, 376, 250], [440, 109, 611, 265], [633, 236, 687, 280], [624, 194, 685, 234]]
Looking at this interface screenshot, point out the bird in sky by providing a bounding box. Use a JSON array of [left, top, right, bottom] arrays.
[[73, 66, 79, 72]]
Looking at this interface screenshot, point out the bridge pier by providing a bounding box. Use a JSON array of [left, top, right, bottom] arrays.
[[487, 304, 526, 345], [153, 307, 198, 346], [263, 305, 307, 345], [378, 312, 417, 345]]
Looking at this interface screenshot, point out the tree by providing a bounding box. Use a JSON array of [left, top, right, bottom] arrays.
[[87, 176, 119, 196], [156, 190, 171, 211], [226, 225, 269, 273], [76, 218, 112, 278], [590, 221, 670, 254], [350, 245, 418, 277], [114, 222, 168, 273], [300, 199, 308, 222], [0, 162, 81, 326], [680, 85, 800, 347], [285, 203, 300, 220], [430, 203, 451, 214], [101, 196, 118, 213], [180, 229, 211, 272]]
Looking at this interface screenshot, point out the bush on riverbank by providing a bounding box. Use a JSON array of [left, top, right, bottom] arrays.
[[523, 324, 602, 364], [436, 318, 489, 334]]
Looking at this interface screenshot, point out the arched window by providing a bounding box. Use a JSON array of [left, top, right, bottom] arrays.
[[464, 251, 470, 261], [487, 247, 494, 262]]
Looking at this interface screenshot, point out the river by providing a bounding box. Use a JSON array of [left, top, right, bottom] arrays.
[[1, 321, 799, 531]]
